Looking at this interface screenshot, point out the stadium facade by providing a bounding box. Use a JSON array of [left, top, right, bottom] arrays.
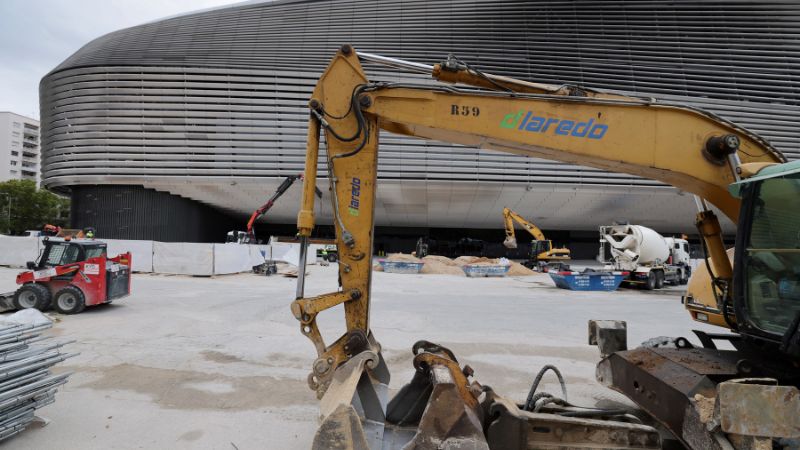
[[40, 0, 800, 252]]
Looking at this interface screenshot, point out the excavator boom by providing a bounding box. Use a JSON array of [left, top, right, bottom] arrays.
[[291, 46, 790, 449], [502, 207, 548, 248]]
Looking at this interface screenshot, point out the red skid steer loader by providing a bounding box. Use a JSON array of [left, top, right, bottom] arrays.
[[0, 238, 131, 314]]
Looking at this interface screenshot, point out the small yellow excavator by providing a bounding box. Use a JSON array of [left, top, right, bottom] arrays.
[[502, 207, 570, 269], [290, 46, 798, 449]]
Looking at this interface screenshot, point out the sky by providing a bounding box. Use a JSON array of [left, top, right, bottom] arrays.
[[0, 0, 245, 120]]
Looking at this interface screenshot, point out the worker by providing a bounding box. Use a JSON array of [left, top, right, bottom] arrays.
[[320, 248, 329, 266], [84, 228, 95, 239]]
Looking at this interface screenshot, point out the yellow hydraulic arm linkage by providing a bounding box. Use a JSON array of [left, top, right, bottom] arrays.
[[291, 46, 785, 450]]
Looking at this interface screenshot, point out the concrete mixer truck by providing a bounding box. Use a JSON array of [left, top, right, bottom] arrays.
[[599, 224, 691, 290]]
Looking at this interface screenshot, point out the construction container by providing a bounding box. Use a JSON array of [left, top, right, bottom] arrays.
[[549, 271, 627, 291], [463, 264, 510, 278], [380, 261, 425, 274]]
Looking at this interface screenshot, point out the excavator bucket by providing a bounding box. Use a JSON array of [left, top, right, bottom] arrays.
[[313, 341, 660, 450], [313, 342, 489, 450], [503, 236, 517, 249]]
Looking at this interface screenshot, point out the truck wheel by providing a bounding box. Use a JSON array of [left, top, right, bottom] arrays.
[[645, 272, 656, 290], [655, 271, 665, 289], [327, 253, 338, 263], [53, 286, 86, 315], [13, 284, 51, 310]]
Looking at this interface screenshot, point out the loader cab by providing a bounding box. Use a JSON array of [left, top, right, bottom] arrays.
[[731, 162, 800, 353], [34, 239, 107, 270]]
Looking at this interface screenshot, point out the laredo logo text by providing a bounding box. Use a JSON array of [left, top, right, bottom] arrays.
[[348, 177, 361, 216], [500, 110, 608, 139]]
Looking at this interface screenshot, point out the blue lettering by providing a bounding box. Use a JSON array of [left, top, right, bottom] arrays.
[[525, 117, 545, 132], [588, 124, 608, 139], [571, 119, 593, 137], [541, 118, 559, 133], [518, 111, 532, 130], [501, 111, 607, 140], [555, 120, 575, 135]]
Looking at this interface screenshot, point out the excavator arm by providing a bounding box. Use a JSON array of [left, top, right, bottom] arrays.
[[502, 207, 547, 249], [291, 46, 787, 449]]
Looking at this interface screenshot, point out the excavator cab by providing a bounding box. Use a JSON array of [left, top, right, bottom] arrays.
[[732, 164, 800, 352]]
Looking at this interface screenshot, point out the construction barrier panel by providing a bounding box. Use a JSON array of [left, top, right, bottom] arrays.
[[213, 243, 256, 275], [0, 237, 315, 276], [152, 242, 214, 276], [0, 236, 40, 267], [103, 239, 154, 273]]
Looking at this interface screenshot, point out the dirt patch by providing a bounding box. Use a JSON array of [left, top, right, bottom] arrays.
[[75, 363, 315, 411], [178, 430, 204, 442], [201, 350, 244, 364]]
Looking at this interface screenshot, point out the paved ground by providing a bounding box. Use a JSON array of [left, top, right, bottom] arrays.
[[0, 264, 720, 449]]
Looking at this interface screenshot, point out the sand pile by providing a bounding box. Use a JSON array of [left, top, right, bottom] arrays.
[[507, 261, 537, 276], [386, 253, 422, 263], [421, 255, 465, 276], [373, 253, 535, 276], [422, 255, 458, 266], [453, 256, 495, 266]]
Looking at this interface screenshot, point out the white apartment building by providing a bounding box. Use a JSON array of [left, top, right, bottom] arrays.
[[0, 112, 40, 185]]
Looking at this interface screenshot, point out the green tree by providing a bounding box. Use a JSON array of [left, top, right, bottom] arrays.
[[0, 180, 70, 235]]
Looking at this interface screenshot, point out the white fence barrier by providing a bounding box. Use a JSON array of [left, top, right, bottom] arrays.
[[152, 242, 214, 276], [0, 236, 316, 276], [0, 236, 40, 267], [214, 243, 257, 275], [103, 239, 154, 273]]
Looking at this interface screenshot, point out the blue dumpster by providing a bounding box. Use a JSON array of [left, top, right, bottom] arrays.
[[463, 264, 511, 278], [548, 271, 627, 291], [379, 261, 425, 274]]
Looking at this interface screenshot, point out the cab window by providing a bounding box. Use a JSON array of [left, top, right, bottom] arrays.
[[85, 247, 106, 259], [45, 243, 81, 266], [745, 174, 800, 335]]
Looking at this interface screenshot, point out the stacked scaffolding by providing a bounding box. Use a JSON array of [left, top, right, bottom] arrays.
[[0, 320, 74, 442]]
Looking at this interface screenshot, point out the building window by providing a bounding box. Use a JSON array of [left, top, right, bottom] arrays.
[[9, 170, 16, 174], [12, 131, 19, 137], [12, 122, 20, 128], [11, 141, 19, 147], [11, 151, 18, 156], [10, 161, 16, 166]]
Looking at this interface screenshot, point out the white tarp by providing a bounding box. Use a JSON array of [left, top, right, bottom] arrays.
[[102, 239, 154, 273], [0, 236, 40, 267], [249, 245, 269, 267], [152, 242, 214, 276], [213, 243, 254, 275]]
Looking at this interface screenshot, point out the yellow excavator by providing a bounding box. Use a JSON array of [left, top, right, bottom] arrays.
[[502, 207, 570, 269], [291, 46, 799, 449]]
